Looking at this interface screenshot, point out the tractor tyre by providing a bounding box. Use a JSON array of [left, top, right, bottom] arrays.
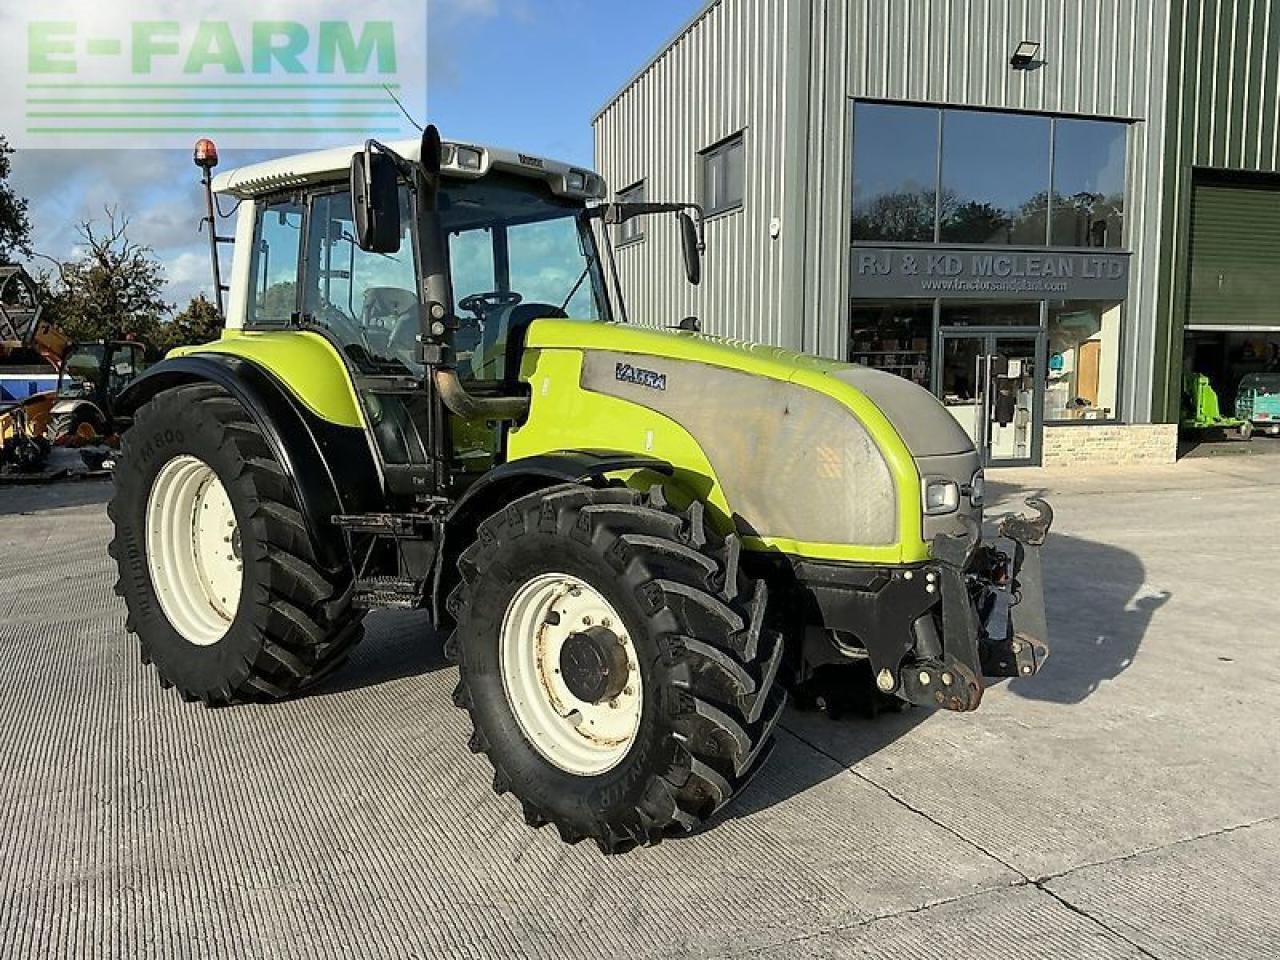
[[445, 483, 786, 854], [108, 382, 363, 705], [48, 408, 105, 446]]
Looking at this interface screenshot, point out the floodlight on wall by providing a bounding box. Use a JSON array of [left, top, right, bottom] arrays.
[[1011, 41, 1041, 69]]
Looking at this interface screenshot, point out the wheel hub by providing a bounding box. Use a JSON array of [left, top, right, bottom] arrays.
[[559, 626, 630, 704], [499, 573, 643, 775], [144, 454, 243, 647]]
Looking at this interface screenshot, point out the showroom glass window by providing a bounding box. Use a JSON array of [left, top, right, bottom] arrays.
[[1045, 300, 1123, 421], [850, 104, 1128, 248], [849, 301, 933, 387], [940, 110, 1051, 245], [851, 103, 939, 242], [1051, 119, 1127, 248]]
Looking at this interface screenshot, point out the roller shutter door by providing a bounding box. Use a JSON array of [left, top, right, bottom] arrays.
[[1187, 183, 1280, 329]]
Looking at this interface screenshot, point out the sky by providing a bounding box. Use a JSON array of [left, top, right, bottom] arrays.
[[8, 0, 704, 311]]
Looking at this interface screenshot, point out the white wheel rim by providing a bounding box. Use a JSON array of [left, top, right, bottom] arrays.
[[499, 573, 642, 775], [145, 455, 243, 647]]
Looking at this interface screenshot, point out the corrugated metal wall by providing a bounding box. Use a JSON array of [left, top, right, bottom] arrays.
[[1156, 0, 1280, 419], [591, 0, 803, 347], [595, 0, 1174, 422], [805, 0, 1171, 424]]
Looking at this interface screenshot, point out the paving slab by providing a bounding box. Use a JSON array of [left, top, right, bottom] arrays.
[[1046, 818, 1280, 960], [746, 884, 1146, 959], [1, 461, 1278, 957], [0, 487, 1011, 959], [787, 460, 1280, 879]]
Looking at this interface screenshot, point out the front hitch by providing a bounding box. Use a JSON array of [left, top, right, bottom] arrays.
[[979, 498, 1053, 679], [906, 497, 1053, 713]]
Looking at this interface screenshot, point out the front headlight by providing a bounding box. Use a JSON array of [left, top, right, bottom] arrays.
[[922, 477, 961, 515]]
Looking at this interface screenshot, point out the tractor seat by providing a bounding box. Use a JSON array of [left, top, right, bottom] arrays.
[[471, 303, 567, 383]]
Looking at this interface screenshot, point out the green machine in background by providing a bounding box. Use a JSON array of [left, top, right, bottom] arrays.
[[1234, 372, 1280, 439], [1182, 372, 1248, 438]]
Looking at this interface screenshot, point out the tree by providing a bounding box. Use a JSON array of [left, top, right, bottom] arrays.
[[38, 207, 171, 351], [154, 294, 223, 355], [0, 136, 31, 264]]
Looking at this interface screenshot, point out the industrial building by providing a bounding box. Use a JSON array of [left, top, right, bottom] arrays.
[[593, 0, 1280, 466]]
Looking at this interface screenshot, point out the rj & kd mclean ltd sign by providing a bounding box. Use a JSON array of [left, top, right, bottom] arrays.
[[852, 246, 1131, 301], [0, 0, 427, 149]]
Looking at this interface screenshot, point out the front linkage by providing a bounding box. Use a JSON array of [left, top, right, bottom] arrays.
[[908, 497, 1054, 711], [795, 498, 1053, 714]]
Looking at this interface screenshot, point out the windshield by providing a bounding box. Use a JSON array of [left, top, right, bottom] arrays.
[[59, 344, 104, 398], [442, 172, 608, 380], [291, 171, 606, 378]]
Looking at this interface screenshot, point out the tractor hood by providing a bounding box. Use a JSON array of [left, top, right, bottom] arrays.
[[515, 320, 981, 562], [522, 319, 975, 463]]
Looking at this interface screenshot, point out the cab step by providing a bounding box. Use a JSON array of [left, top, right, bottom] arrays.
[[352, 576, 423, 610]]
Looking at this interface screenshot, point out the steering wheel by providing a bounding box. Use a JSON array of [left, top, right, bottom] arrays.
[[459, 290, 523, 318]]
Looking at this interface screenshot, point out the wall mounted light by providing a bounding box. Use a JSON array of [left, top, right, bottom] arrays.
[[1010, 41, 1041, 70]]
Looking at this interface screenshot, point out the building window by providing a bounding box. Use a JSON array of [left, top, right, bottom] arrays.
[[940, 111, 1051, 246], [850, 103, 1129, 249], [616, 180, 645, 244], [1045, 300, 1123, 421], [851, 103, 939, 242], [849, 301, 933, 387], [701, 132, 745, 216], [1051, 119, 1127, 248]]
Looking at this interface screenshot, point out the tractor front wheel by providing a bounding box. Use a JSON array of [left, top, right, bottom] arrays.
[[108, 383, 363, 704], [446, 484, 786, 853]]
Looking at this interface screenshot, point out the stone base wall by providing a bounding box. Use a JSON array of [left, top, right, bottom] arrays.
[[1040, 423, 1179, 467]]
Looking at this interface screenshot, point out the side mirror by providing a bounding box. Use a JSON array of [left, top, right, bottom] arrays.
[[350, 149, 401, 253], [679, 212, 701, 286], [420, 124, 442, 180]]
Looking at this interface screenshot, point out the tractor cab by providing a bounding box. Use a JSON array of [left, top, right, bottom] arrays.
[[48, 340, 145, 444]]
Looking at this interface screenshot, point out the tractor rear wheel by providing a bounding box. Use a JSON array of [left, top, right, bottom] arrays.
[[108, 383, 363, 704], [446, 483, 786, 853], [48, 407, 105, 446]]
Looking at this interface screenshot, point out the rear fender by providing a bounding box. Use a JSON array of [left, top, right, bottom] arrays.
[[118, 354, 382, 572]]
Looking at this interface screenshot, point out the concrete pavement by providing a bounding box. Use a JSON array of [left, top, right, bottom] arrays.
[[1, 457, 1277, 958]]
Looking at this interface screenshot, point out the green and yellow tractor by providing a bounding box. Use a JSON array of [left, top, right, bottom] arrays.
[[109, 128, 1051, 853]]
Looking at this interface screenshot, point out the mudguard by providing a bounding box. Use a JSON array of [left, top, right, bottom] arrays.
[[431, 449, 674, 626], [117, 354, 383, 571]]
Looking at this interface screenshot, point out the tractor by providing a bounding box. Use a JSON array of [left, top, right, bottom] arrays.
[[108, 128, 1051, 853]]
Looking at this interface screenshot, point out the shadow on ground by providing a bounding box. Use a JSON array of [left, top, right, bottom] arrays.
[[727, 524, 1167, 824]]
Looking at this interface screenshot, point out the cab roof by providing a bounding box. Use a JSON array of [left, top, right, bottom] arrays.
[[211, 137, 607, 202]]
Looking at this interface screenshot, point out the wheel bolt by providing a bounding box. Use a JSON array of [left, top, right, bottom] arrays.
[[941, 672, 953, 686], [582, 616, 592, 625], [918, 671, 931, 686]]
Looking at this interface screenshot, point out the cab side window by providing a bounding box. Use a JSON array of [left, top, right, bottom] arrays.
[[302, 189, 419, 370], [247, 198, 304, 327]]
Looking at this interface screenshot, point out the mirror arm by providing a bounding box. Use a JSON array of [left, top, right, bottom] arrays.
[[432, 368, 531, 421]]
